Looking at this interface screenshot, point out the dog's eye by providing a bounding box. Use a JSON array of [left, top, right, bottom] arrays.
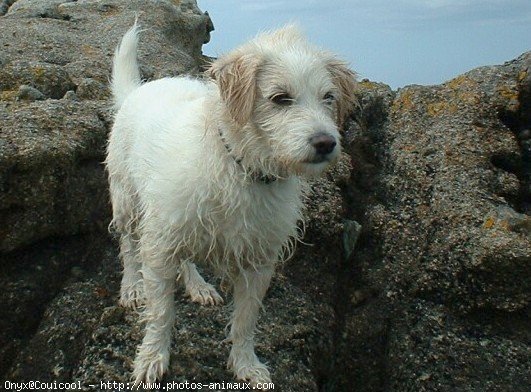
[[323, 92, 336, 103], [270, 93, 294, 106]]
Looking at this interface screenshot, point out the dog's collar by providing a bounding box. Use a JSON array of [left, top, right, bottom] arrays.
[[218, 128, 277, 184]]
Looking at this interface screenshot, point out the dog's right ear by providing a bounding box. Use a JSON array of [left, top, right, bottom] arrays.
[[326, 59, 359, 129], [207, 53, 261, 126]]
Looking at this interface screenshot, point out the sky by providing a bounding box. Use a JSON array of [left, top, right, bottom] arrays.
[[198, 0, 531, 89]]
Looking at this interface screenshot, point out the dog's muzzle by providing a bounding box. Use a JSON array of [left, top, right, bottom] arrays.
[[308, 132, 337, 163]]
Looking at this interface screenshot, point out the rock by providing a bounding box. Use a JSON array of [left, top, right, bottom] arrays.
[[0, 0, 214, 380], [62, 90, 78, 101], [0, 0, 16, 16], [6, 0, 75, 19], [0, 235, 115, 377], [0, 60, 76, 99], [0, 0, 214, 251], [1, 0, 530, 390], [330, 54, 531, 390], [17, 85, 46, 101], [76, 78, 109, 101], [379, 53, 531, 313], [0, 100, 110, 251], [7, 251, 118, 382], [70, 272, 331, 391], [343, 219, 362, 259], [4, 225, 339, 392], [386, 300, 531, 392], [483, 205, 531, 235]]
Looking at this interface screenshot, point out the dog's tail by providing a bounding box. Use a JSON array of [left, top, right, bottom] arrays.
[[111, 23, 142, 110]]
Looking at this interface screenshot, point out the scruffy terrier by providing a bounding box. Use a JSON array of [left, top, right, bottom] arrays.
[[106, 23, 357, 386]]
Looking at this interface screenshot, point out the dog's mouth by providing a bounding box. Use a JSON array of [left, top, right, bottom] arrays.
[[297, 151, 339, 177], [303, 155, 331, 164]]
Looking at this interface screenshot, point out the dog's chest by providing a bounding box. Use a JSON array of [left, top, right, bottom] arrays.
[[223, 180, 302, 233], [183, 178, 304, 263]]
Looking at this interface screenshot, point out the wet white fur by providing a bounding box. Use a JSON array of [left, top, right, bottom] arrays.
[[106, 23, 357, 386]]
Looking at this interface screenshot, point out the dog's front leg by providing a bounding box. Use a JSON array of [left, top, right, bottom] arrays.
[[228, 265, 274, 386], [133, 258, 177, 384]]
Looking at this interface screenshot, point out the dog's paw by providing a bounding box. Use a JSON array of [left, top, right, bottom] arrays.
[[233, 363, 272, 387], [228, 349, 272, 387], [119, 283, 145, 310], [132, 347, 169, 387], [185, 282, 223, 306]]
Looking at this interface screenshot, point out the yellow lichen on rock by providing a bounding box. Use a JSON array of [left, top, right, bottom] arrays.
[[427, 101, 457, 116], [359, 80, 379, 90], [391, 89, 415, 113], [497, 84, 520, 112], [0, 90, 18, 101], [497, 85, 519, 101], [443, 76, 481, 106], [446, 75, 477, 91], [32, 65, 45, 81]]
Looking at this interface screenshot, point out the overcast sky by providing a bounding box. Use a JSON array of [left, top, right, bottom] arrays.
[[198, 0, 531, 89]]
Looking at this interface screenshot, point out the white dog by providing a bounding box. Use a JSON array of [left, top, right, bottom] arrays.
[[106, 23, 357, 386]]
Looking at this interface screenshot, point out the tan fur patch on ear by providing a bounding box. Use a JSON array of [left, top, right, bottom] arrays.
[[207, 53, 261, 126], [327, 60, 359, 128]]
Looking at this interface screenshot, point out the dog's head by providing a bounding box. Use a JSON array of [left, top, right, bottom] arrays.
[[207, 25, 357, 178]]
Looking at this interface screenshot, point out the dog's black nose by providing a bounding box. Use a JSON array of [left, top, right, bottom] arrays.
[[310, 133, 336, 155]]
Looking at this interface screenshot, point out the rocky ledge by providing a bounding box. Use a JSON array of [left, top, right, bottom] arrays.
[[0, 1, 529, 391]]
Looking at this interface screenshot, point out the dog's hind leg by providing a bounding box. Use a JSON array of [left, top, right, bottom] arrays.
[[109, 177, 145, 309], [179, 260, 223, 306], [227, 265, 274, 386], [133, 233, 178, 384], [118, 231, 145, 309]]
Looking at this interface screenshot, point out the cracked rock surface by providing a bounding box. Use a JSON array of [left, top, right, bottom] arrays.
[[1, 1, 529, 391]]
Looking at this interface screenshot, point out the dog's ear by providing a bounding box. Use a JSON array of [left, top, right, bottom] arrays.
[[207, 53, 262, 126], [327, 59, 359, 128]]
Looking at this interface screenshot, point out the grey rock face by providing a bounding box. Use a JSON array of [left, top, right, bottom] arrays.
[[332, 54, 531, 391], [0, 100, 110, 251], [0, 0, 213, 251], [17, 85, 46, 101], [1, 0, 529, 391], [0, 61, 76, 99]]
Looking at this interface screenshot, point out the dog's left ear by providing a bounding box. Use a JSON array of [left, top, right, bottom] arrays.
[[327, 59, 359, 128], [207, 53, 262, 126]]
